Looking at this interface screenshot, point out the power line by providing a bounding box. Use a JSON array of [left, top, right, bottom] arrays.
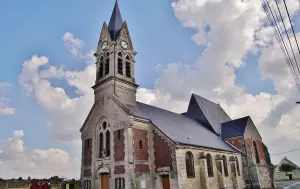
[[260, 0, 300, 92], [261, 0, 300, 87], [273, 0, 300, 86], [283, 0, 300, 55], [270, 148, 300, 156]]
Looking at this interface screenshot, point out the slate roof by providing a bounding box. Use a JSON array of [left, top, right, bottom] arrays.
[[108, 0, 124, 41], [133, 101, 237, 152], [221, 116, 249, 139], [186, 94, 231, 135]]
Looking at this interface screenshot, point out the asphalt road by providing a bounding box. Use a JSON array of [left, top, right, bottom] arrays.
[[275, 180, 300, 189]]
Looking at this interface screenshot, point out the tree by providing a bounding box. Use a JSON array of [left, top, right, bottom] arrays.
[[279, 163, 296, 175], [18, 177, 23, 181]]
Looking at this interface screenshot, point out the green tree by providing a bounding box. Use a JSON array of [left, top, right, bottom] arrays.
[[279, 163, 296, 175]]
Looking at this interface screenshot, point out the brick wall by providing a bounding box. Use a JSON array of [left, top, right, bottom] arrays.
[[246, 138, 265, 165], [225, 137, 243, 150], [114, 165, 125, 174], [114, 129, 125, 161], [83, 169, 92, 177], [83, 138, 92, 166], [135, 164, 150, 173], [153, 131, 173, 170], [132, 128, 149, 161]]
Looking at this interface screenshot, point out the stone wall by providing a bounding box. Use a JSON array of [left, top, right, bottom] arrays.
[[175, 147, 246, 189]]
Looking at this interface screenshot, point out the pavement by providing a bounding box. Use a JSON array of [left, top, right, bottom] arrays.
[[275, 180, 300, 189]]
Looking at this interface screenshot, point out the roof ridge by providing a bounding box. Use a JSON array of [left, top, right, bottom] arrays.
[[192, 93, 218, 105], [136, 101, 181, 115]]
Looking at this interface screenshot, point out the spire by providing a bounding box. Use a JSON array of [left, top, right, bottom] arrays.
[[108, 0, 124, 40]]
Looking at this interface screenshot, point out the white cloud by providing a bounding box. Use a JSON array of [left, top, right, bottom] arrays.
[[0, 82, 15, 116], [0, 130, 79, 179]]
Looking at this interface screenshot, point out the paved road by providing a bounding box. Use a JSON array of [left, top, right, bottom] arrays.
[[275, 180, 300, 189]]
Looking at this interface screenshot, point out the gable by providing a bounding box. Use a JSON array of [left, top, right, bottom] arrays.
[[221, 116, 248, 139], [186, 94, 231, 135], [244, 117, 262, 140], [117, 22, 134, 51]]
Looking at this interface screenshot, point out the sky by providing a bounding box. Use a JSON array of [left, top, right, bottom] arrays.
[[0, 0, 300, 179]]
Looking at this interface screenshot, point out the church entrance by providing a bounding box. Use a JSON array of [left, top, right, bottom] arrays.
[[100, 174, 110, 189], [161, 175, 170, 189]]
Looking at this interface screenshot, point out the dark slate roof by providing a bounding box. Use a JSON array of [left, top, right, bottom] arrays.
[[133, 101, 237, 152], [108, 1, 124, 41], [186, 94, 231, 135], [221, 116, 249, 139]]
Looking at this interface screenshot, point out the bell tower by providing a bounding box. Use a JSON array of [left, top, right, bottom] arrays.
[[93, 1, 138, 106]]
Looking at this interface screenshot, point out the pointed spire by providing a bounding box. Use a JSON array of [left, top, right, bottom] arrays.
[[108, 0, 124, 40]]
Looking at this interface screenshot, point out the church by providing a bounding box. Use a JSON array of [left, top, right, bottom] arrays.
[[80, 1, 274, 189]]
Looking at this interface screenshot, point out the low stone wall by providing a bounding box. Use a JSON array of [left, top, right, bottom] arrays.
[[275, 171, 300, 180]]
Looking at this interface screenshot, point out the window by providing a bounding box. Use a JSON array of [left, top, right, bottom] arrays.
[[102, 122, 107, 130], [106, 130, 110, 157], [84, 180, 91, 189], [125, 56, 131, 78], [253, 141, 260, 164], [118, 52, 123, 75], [86, 139, 91, 148], [99, 57, 103, 79], [105, 52, 109, 75], [99, 133, 103, 158], [222, 155, 228, 177], [115, 178, 125, 189], [117, 130, 121, 140], [185, 151, 195, 178], [139, 140, 143, 150], [235, 157, 240, 176], [207, 153, 214, 177], [216, 160, 222, 174]]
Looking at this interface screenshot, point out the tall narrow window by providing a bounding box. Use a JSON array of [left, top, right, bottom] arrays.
[[222, 155, 228, 177], [106, 131, 110, 157], [125, 56, 131, 78], [99, 57, 103, 79], [207, 153, 214, 177], [118, 52, 123, 75], [117, 130, 121, 140], [99, 133, 103, 158], [185, 151, 195, 178], [139, 141, 143, 150], [253, 141, 260, 164], [105, 52, 109, 75], [235, 157, 240, 176]]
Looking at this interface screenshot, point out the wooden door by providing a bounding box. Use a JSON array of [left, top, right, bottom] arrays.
[[101, 174, 110, 189], [161, 175, 170, 189]]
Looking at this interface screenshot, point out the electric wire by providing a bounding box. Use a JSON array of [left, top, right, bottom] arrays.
[[274, 0, 300, 87], [261, 0, 300, 88], [261, 0, 300, 92]]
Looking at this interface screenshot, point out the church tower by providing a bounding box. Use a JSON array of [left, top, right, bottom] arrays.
[[93, 1, 138, 106]]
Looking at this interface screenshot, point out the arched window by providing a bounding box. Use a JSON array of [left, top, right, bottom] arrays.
[[99, 133, 103, 158], [185, 151, 195, 178], [222, 155, 228, 177], [207, 153, 214, 177], [118, 52, 123, 75], [99, 56, 103, 79], [104, 52, 109, 75], [253, 141, 260, 164], [125, 55, 131, 78], [106, 130, 110, 157], [235, 157, 240, 176]]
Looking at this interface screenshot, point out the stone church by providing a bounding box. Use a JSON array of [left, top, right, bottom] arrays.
[[80, 1, 274, 189]]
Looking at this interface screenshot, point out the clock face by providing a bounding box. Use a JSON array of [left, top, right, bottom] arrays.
[[121, 41, 128, 49], [101, 41, 107, 49]]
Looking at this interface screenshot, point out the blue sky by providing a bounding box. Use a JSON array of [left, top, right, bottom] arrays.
[[1, 0, 299, 178]]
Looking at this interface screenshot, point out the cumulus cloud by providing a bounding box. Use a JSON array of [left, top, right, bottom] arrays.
[[15, 0, 300, 176], [0, 130, 78, 179], [0, 82, 15, 115], [134, 0, 300, 165]]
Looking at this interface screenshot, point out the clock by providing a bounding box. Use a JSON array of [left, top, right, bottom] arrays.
[[101, 41, 107, 49], [121, 41, 128, 49]]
